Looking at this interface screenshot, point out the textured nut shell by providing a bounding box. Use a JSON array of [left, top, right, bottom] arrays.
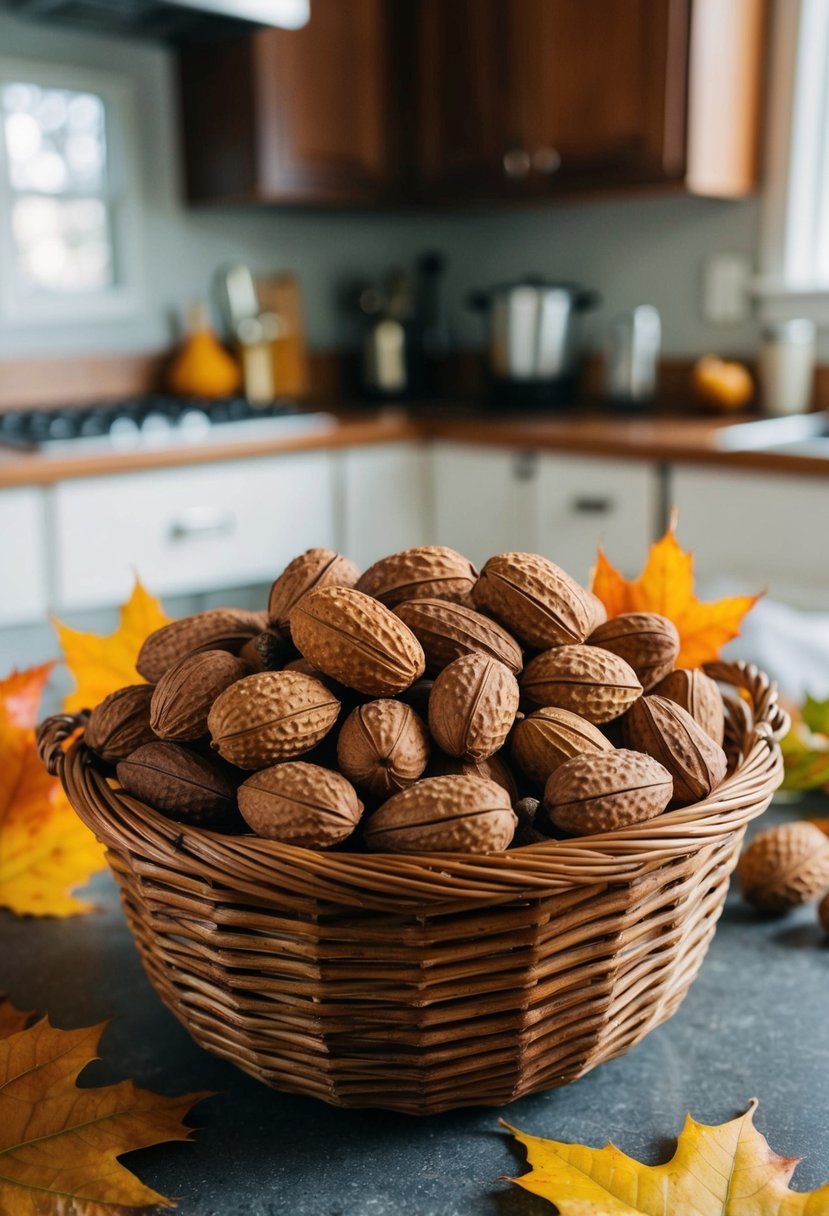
[[652, 668, 725, 745], [207, 670, 340, 769], [520, 644, 642, 723], [588, 612, 680, 692], [623, 694, 727, 804], [738, 822, 829, 912], [585, 592, 608, 631], [473, 551, 596, 648], [136, 609, 263, 683], [428, 751, 519, 804], [267, 548, 360, 636], [364, 775, 517, 854], [356, 545, 477, 608], [238, 761, 363, 848], [337, 700, 430, 799], [428, 653, 519, 762], [290, 586, 425, 696], [544, 749, 673, 835], [116, 741, 236, 825], [150, 649, 248, 741], [85, 684, 156, 762], [394, 598, 522, 676], [511, 706, 613, 784]]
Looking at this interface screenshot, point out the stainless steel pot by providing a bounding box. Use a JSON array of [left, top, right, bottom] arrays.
[[468, 279, 599, 403]]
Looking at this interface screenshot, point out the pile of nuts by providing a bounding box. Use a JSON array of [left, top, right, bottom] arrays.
[[84, 545, 731, 855]]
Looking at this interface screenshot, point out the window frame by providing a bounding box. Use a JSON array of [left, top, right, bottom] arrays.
[[0, 57, 144, 327]]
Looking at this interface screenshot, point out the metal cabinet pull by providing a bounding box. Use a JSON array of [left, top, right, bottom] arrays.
[[503, 147, 531, 179], [533, 146, 562, 174], [571, 496, 614, 515], [169, 507, 236, 540]]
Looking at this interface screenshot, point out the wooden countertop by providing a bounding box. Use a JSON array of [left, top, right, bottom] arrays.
[[0, 407, 825, 489]]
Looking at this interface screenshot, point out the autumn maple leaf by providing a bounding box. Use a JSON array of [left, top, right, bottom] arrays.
[[55, 578, 170, 714], [504, 1101, 829, 1214], [0, 665, 104, 917], [0, 997, 210, 1214], [591, 514, 759, 668]]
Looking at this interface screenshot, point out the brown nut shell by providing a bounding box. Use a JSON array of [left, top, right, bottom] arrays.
[[290, 585, 425, 696], [238, 761, 363, 848], [364, 775, 517, 854], [588, 612, 680, 692], [651, 667, 725, 745], [137, 609, 263, 683], [472, 551, 595, 648], [394, 598, 522, 676], [207, 670, 340, 769], [427, 750, 519, 804], [150, 649, 249, 741], [520, 644, 642, 723], [337, 700, 430, 799], [738, 822, 829, 913], [428, 652, 519, 762], [623, 694, 727, 805], [116, 741, 237, 825], [267, 548, 360, 637], [819, 889, 829, 934], [544, 749, 673, 836], [85, 684, 156, 763], [356, 545, 477, 608], [511, 706, 613, 785]]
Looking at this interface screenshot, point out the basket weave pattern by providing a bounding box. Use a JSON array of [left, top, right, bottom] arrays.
[[39, 660, 786, 1115]]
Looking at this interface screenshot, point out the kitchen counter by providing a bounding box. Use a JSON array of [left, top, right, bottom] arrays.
[[0, 407, 828, 489], [2, 799, 828, 1216]]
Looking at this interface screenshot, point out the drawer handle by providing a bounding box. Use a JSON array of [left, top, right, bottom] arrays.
[[571, 496, 614, 515], [169, 508, 236, 540]]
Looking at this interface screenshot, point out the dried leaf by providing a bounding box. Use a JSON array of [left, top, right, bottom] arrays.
[[55, 579, 170, 713], [504, 1100, 829, 1214], [802, 694, 829, 737], [0, 997, 210, 1215], [0, 666, 104, 917], [591, 515, 759, 668], [780, 704, 829, 792]]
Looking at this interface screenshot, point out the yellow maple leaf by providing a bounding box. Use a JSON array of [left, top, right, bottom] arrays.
[[55, 578, 170, 713], [0, 665, 104, 917], [0, 997, 210, 1214], [591, 514, 759, 668], [504, 1101, 829, 1214]]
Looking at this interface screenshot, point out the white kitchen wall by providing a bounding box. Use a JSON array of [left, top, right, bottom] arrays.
[[0, 9, 761, 361]]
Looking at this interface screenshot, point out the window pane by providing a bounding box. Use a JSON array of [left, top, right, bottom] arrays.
[[2, 82, 106, 193], [11, 194, 113, 293]]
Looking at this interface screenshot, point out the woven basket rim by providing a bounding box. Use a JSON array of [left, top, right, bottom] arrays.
[[38, 659, 787, 906]]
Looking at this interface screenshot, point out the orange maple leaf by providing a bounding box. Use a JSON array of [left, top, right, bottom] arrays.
[[0, 666, 104, 917], [55, 578, 170, 713], [591, 515, 759, 668], [0, 996, 210, 1214]]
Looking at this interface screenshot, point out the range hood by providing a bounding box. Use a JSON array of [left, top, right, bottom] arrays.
[[0, 0, 310, 44]]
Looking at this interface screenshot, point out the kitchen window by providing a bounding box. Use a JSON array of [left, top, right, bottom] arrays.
[[0, 59, 142, 326]]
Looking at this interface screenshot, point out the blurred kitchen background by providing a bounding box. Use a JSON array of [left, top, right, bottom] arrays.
[[1, 0, 828, 702]]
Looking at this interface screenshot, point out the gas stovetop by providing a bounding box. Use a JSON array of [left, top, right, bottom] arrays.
[[0, 395, 336, 456]]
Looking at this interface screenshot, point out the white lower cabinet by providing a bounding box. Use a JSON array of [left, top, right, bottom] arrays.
[[53, 452, 336, 611], [339, 442, 430, 568], [536, 455, 660, 585], [670, 465, 829, 608], [0, 488, 49, 625], [431, 442, 540, 567]]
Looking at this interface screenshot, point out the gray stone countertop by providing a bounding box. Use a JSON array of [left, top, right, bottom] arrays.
[[2, 798, 828, 1216]]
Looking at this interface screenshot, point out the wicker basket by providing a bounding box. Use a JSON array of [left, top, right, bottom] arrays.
[[39, 660, 786, 1116]]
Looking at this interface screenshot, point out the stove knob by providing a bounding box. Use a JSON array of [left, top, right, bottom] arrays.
[[179, 409, 211, 440], [110, 417, 141, 450]]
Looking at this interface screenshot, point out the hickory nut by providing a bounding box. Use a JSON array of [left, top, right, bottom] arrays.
[[364, 774, 517, 854], [337, 699, 430, 799], [472, 551, 596, 648], [738, 821, 829, 912], [150, 649, 248, 741], [267, 548, 360, 637], [623, 694, 727, 805], [588, 612, 680, 692], [520, 644, 642, 723], [394, 598, 522, 676], [356, 545, 477, 608], [544, 749, 673, 836], [511, 705, 613, 785], [238, 761, 363, 848], [651, 667, 725, 745], [428, 750, 519, 803], [85, 684, 156, 763], [208, 670, 340, 769], [117, 741, 237, 825], [136, 608, 263, 683], [428, 652, 519, 762]]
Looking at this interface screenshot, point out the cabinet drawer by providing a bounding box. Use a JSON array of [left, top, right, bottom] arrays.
[[54, 453, 335, 610], [537, 456, 659, 585], [340, 443, 429, 568], [0, 488, 49, 625]]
